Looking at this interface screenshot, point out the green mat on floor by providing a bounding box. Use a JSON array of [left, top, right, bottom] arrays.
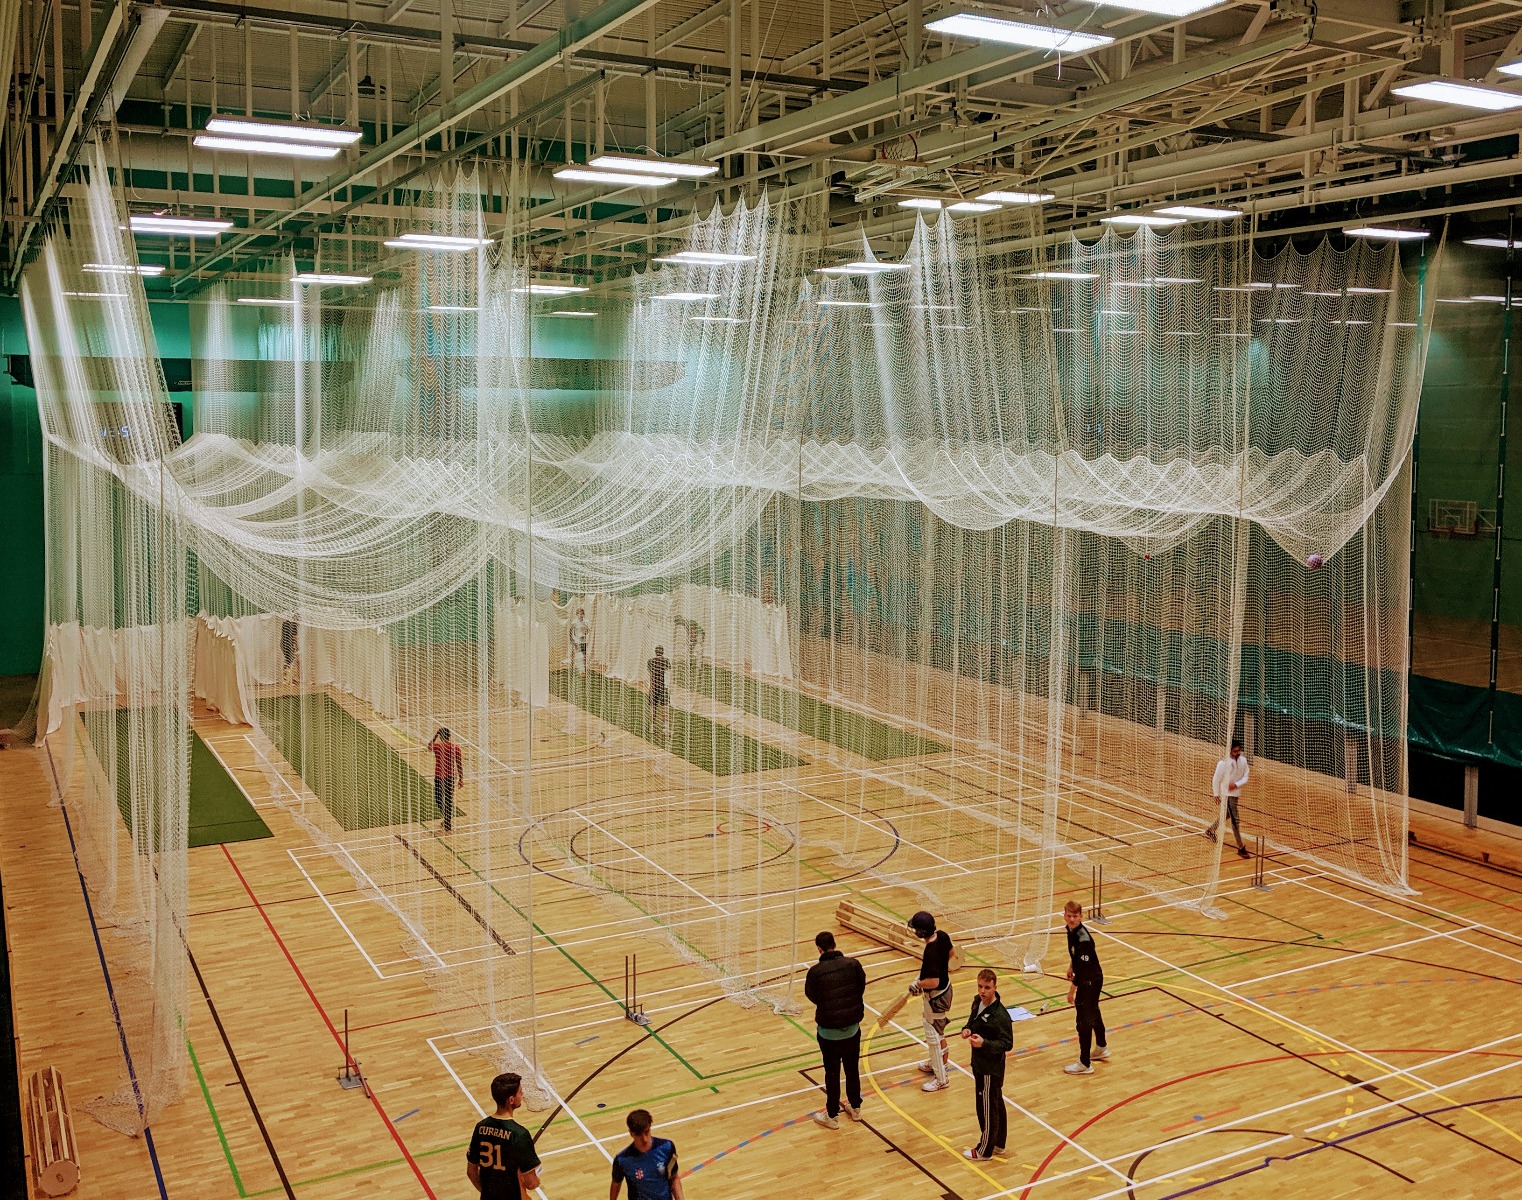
[[256, 693, 432, 832], [683, 664, 945, 761], [551, 669, 801, 774], [83, 709, 272, 846]]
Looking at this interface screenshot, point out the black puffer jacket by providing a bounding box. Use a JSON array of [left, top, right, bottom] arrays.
[[804, 950, 867, 1029]]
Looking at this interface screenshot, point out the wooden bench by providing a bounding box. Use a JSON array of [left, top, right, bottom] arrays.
[[835, 901, 967, 972]]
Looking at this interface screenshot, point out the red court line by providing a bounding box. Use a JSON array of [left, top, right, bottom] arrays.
[[222, 845, 440, 1199]]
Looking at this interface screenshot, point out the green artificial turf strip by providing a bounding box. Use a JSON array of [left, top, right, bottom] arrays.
[[83, 710, 272, 846], [256, 693, 433, 831], [550, 669, 800, 774], [685, 664, 944, 761]]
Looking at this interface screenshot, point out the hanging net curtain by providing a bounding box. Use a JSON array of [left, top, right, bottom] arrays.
[[24, 145, 1433, 1125]]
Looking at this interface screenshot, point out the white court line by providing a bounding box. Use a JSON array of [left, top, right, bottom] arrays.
[[1305, 870, 1522, 948], [570, 808, 733, 916], [1225, 924, 1482, 990], [286, 849, 388, 980], [786, 785, 973, 874]]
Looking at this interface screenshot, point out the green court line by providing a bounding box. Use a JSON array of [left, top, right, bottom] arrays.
[[686, 664, 945, 761], [255, 693, 433, 832], [551, 669, 800, 775], [187, 1036, 247, 1197]]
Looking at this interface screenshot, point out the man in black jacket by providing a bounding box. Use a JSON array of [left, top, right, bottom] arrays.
[[804, 930, 867, 1129], [961, 968, 1014, 1161]]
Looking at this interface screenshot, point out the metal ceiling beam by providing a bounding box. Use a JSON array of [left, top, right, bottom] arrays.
[[158, 21, 200, 91], [178, 0, 665, 292]]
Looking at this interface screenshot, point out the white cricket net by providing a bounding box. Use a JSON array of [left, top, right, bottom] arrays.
[[24, 147, 1432, 1119]]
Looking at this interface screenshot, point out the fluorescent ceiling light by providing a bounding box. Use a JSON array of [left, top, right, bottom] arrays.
[[292, 272, 372, 285], [1472, 294, 1508, 303], [1332, 319, 1372, 325], [978, 190, 1054, 204], [1030, 270, 1098, 280], [204, 116, 361, 145], [1499, 61, 1522, 78], [236, 297, 296, 305], [1345, 226, 1429, 241], [690, 315, 746, 323], [427, 304, 479, 312], [898, 198, 943, 210], [1076, 0, 1218, 13], [385, 233, 492, 251], [948, 200, 1001, 213], [1302, 291, 1343, 297], [588, 153, 718, 178], [1435, 298, 1474, 305], [1154, 204, 1243, 219], [1345, 286, 1391, 295], [1258, 318, 1302, 324], [549, 310, 598, 317], [817, 261, 910, 275], [129, 215, 233, 236], [1465, 237, 1519, 249], [83, 262, 165, 277], [1391, 79, 1522, 112], [1151, 276, 1203, 285], [654, 291, 718, 301], [62, 290, 127, 299], [1102, 213, 1185, 227], [513, 283, 588, 296], [1389, 321, 1418, 328], [554, 167, 677, 186], [1213, 282, 1274, 292], [926, 13, 1114, 52], [654, 251, 756, 265], [194, 135, 341, 159], [818, 299, 879, 308]]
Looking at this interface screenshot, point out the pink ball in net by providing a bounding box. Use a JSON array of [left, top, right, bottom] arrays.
[[1306, 553, 1325, 569]]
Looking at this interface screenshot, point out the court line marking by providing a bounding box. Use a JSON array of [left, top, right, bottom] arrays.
[[1223, 924, 1483, 989], [568, 808, 734, 916], [286, 850, 389, 979]]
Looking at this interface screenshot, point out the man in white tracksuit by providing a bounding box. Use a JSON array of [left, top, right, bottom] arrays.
[[1206, 741, 1251, 860]]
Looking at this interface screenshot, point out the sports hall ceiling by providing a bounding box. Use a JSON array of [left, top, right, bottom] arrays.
[[3, 0, 1521, 295]]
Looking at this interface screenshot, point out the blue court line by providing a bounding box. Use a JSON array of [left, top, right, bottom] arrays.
[[59, 800, 169, 1200]]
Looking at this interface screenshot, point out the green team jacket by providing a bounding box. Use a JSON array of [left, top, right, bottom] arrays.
[[965, 991, 1015, 1073]]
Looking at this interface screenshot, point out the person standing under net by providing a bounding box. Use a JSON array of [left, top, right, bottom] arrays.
[[429, 727, 464, 833], [1206, 741, 1251, 860], [908, 910, 955, 1092], [646, 646, 671, 743], [570, 607, 592, 675], [1063, 900, 1109, 1076]]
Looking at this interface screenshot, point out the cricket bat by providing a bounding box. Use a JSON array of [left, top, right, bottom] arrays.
[[875, 988, 913, 1030]]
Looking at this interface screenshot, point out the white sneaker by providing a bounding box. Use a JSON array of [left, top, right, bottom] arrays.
[[916, 1060, 936, 1074], [921, 1078, 951, 1092], [812, 1112, 838, 1130], [1064, 1061, 1094, 1076], [1093, 1046, 1110, 1062], [844, 1103, 863, 1122]]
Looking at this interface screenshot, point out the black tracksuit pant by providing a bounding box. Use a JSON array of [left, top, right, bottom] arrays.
[[973, 1063, 1006, 1155], [1075, 976, 1106, 1066]]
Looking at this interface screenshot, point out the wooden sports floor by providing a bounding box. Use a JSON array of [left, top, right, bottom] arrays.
[[4, 678, 1522, 1200]]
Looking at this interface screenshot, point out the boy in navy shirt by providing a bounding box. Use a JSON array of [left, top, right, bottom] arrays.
[[611, 1108, 684, 1200], [1063, 900, 1110, 1075]]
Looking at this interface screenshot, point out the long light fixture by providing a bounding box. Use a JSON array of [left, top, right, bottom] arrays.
[[654, 251, 756, 265], [1465, 237, 1519, 249], [1391, 78, 1522, 112], [236, 297, 296, 306], [204, 116, 361, 145], [554, 167, 677, 186], [1030, 270, 1099, 280], [1499, 61, 1522, 78], [978, 190, 1054, 204], [653, 291, 718, 302], [1102, 213, 1185, 228], [427, 304, 479, 313], [385, 232, 492, 251], [818, 299, 879, 308], [84, 262, 166, 277], [1155, 204, 1243, 219], [898, 197, 944, 210], [513, 283, 589, 296], [948, 200, 1001, 213], [1345, 226, 1429, 241], [816, 262, 910, 275], [194, 135, 340, 159], [129, 215, 233, 236], [926, 13, 1114, 52], [292, 272, 372, 285], [587, 153, 718, 179], [549, 310, 598, 318], [690, 315, 746, 323], [62, 290, 128, 299], [1345, 286, 1391, 295]]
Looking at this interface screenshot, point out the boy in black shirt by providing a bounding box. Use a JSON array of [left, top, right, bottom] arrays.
[[961, 968, 1014, 1160], [1063, 900, 1109, 1076], [907, 910, 954, 1091], [467, 1072, 542, 1198]]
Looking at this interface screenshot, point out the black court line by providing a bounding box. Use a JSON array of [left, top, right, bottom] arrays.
[[188, 947, 297, 1199], [394, 833, 516, 956]]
